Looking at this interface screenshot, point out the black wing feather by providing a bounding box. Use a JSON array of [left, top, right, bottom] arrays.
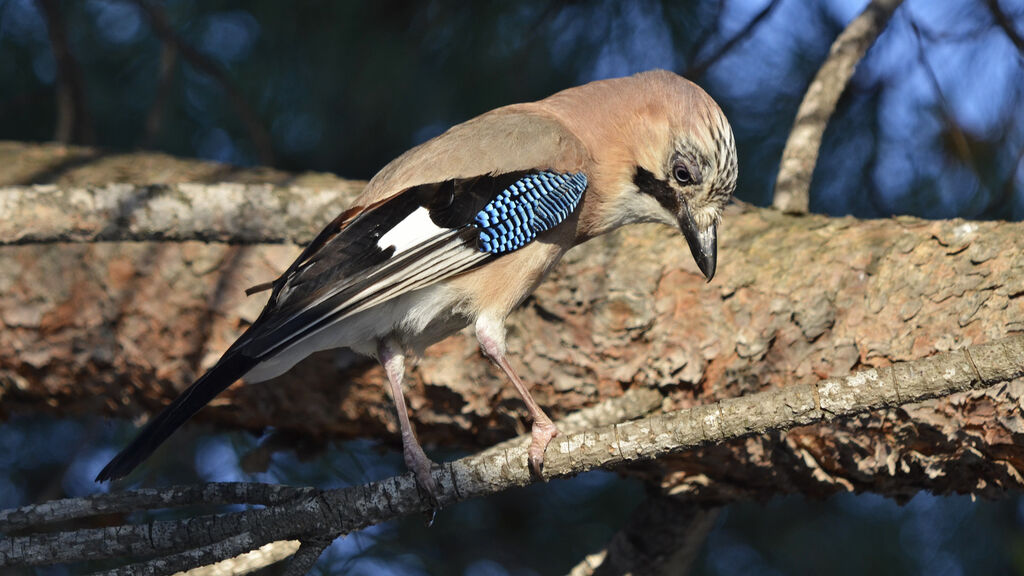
[[95, 352, 258, 481]]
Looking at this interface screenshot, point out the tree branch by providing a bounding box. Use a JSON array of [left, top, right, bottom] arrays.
[[772, 0, 905, 213], [1, 389, 662, 571], [283, 536, 337, 576], [2, 161, 1022, 506], [2, 336, 1021, 571], [569, 495, 719, 576], [143, 42, 178, 149], [686, 0, 782, 78], [36, 0, 95, 145], [0, 483, 316, 531], [180, 540, 300, 576], [986, 0, 1024, 56], [0, 182, 357, 246], [132, 0, 275, 165]]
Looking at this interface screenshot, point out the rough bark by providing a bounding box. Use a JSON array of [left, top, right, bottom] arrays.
[[1, 141, 1022, 503]]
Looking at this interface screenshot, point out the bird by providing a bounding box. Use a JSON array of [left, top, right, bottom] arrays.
[[96, 69, 738, 505]]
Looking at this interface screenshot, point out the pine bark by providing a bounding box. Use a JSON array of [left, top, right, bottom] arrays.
[[2, 141, 1022, 502]]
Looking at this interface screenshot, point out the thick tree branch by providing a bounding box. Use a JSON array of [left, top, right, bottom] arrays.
[[773, 0, 904, 213], [1, 157, 1022, 507], [2, 336, 1021, 571], [0, 182, 356, 245]]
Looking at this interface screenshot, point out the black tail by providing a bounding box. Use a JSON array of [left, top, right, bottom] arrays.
[[95, 352, 258, 482]]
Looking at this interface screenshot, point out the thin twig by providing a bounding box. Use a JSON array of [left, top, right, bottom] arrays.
[[36, 0, 94, 145], [986, 0, 1024, 56], [283, 536, 337, 576], [132, 0, 275, 165], [0, 483, 316, 532], [687, 0, 728, 61], [772, 0, 905, 213], [179, 540, 301, 576], [908, 17, 978, 174], [94, 532, 262, 576], [143, 42, 178, 149], [686, 0, 783, 78], [569, 495, 719, 576]]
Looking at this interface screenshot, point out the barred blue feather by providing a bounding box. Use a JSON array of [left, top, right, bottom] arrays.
[[474, 171, 588, 254]]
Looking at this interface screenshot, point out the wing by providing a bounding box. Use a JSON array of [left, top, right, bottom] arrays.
[[237, 105, 594, 358], [240, 170, 589, 359]]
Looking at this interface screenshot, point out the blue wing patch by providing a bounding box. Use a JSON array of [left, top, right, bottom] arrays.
[[474, 171, 588, 254]]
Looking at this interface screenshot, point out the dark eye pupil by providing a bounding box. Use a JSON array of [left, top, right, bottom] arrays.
[[674, 165, 691, 184]]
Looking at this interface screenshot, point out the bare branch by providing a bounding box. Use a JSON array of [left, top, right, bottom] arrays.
[[0, 388, 663, 570], [143, 42, 179, 149], [987, 0, 1024, 56], [686, 0, 782, 78], [132, 0, 275, 165], [282, 536, 336, 576], [0, 483, 316, 532], [95, 533, 265, 576], [569, 496, 719, 576], [2, 168, 1021, 506], [36, 0, 95, 145], [908, 17, 978, 174], [0, 183, 360, 246], [2, 335, 1020, 570], [773, 0, 905, 213], [180, 541, 301, 576]]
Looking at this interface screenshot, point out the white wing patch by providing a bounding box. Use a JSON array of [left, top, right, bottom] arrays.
[[256, 228, 487, 358], [377, 207, 446, 254]]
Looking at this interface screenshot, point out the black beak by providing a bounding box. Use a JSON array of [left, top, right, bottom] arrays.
[[677, 204, 717, 282]]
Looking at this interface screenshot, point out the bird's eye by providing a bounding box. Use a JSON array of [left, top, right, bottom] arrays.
[[673, 164, 693, 185]]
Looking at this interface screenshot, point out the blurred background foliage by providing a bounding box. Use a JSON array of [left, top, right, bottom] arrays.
[[0, 0, 1022, 574]]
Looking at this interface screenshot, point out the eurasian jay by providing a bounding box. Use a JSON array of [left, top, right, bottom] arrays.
[[96, 69, 738, 503]]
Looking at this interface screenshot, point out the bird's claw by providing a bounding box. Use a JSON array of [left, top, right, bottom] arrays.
[[527, 420, 559, 479], [404, 441, 442, 521]]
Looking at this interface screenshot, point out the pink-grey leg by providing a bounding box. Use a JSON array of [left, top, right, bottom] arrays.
[[377, 339, 440, 505], [475, 316, 559, 478]]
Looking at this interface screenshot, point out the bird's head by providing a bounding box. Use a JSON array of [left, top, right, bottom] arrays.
[[626, 72, 737, 281], [568, 70, 738, 282]]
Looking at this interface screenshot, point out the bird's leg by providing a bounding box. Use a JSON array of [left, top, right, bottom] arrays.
[[377, 339, 440, 505], [475, 316, 558, 479]]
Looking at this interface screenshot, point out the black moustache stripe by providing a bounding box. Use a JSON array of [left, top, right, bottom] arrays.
[[633, 166, 680, 215]]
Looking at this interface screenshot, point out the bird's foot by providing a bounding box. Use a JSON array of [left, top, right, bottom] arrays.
[[403, 438, 441, 516], [527, 417, 559, 479]]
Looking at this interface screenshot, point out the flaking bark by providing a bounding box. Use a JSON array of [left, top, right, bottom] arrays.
[[1, 141, 1022, 503]]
